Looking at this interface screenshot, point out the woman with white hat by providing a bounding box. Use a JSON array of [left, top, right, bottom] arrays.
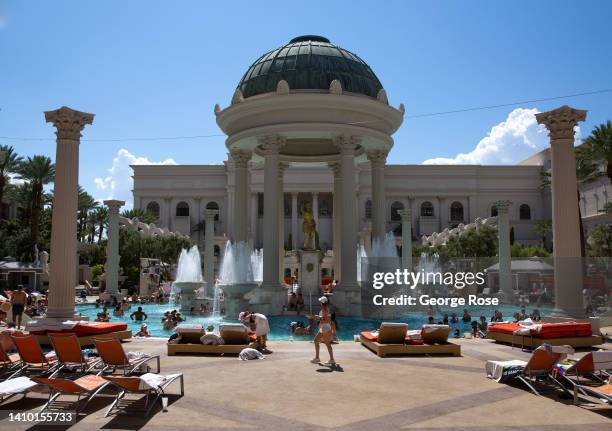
[[311, 296, 335, 365]]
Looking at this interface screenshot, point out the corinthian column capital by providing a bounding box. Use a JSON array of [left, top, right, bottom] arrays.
[[366, 150, 388, 168], [258, 135, 287, 155], [333, 135, 361, 155], [328, 161, 342, 177], [493, 200, 512, 213], [230, 149, 252, 168], [535, 105, 587, 141], [44, 106, 94, 141]]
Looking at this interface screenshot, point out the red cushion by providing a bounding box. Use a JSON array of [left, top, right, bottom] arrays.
[[360, 331, 378, 342], [31, 322, 128, 336], [488, 322, 592, 339]]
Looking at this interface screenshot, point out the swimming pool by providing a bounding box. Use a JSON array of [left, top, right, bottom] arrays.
[[76, 303, 550, 340]]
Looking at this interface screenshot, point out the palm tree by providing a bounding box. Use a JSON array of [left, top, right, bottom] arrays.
[[77, 186, 97, 242], [5, 182, 33, 222], [17, 155, 55, 249], [583, 120, 612, 183], [91, 206, 109, 242], [0, 145, 23, 219], [121, 208, 158, 225]]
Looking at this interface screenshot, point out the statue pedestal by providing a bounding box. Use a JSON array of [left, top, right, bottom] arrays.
[[298, 250, 321, 298]]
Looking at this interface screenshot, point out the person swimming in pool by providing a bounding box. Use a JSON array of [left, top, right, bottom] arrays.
[[130, 306, 148, 322]]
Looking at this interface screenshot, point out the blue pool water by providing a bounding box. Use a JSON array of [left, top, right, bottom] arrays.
[[76, 303, 551, 340]]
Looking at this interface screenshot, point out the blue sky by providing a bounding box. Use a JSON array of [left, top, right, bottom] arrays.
[[1, 1, 611, 206]]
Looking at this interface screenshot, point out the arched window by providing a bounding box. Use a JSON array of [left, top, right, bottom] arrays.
[[365, 199, 372, 219], [176, 201, 190, 217], [519, 204, 531, 220], [206, 201, 220, 221], [450, 201, 464, 222], [145, 201, 160, 220], [420, 201, 434, 217], [390, 201, 404, 221], [490, 205, 498, 217]]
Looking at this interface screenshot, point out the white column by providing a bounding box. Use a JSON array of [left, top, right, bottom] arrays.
[[536, 105, 587, 318], [231, 149, 251, 243], [495, 200, 513, 301], [261, 136, 285, 291], [312, 192, 319, 226], [203, 209, 218, 297], [330, 162, 342, 281], [335, 136, 360, 293], [278, 163, 287, 284], [249, 193, 258, 248], [291, 193, 298, 251], [439, 197, 448, 230], [367, 150, 387, 241], [44, 107, 94, 320], [164, 198, 172, 230], [104, 199, 124, 298], [398, 208, 412, 271]]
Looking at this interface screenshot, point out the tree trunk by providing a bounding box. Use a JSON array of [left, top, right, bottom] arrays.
[[607, 161, 612, 185], [98, 223, 103, 243], [0, 176, 5, 220], [30, 181, 42, 251]]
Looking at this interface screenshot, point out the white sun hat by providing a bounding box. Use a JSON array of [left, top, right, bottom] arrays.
[[318, 296, 328, 304]]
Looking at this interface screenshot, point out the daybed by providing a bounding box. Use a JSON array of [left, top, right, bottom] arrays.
[[167, 323, 253, 356], [29, 321, 131, 346], [486, 321, 603, 349], [360, 323, 461, 357]]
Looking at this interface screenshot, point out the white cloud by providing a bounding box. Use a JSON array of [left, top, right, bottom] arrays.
[[422, 108, 581, 165], [94, 149, 177, 207]]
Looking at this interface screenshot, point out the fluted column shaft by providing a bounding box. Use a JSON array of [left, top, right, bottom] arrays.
[[104, 200, 124, 297], [231, 150, 251, 243], [536, 105, 587, 318], [278, 163, 287, 283], [398, 208, 412, 271], [291, 193, 298, 250], [368, 150, 387, 241], [495, 200, 513, 301], [204, 209, 218, 296], [261, 137, 285, 291], [330, 162, 342, 281], [336, 137, 360, 291], [45, 106, 94, 319]]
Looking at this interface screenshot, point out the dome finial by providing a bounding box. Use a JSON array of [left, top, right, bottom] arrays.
[[289, 35, 330, 43]]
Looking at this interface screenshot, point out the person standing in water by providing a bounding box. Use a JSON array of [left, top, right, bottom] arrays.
[[311, 296, 335, 365]]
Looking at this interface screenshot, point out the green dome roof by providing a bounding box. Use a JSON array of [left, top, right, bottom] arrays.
[[237, 36, 383, 99]]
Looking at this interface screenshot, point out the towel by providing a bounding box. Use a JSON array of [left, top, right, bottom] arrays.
[[200, 334, 225, 345], [139, 373, 181, 390], [238, 348, 265, 361], [0, 377, 38, 396], [485, 360, 527, 382]]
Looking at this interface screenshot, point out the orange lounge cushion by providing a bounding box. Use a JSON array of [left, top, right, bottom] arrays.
[[488, 322, 592, 339], [31, 322, 128, 336]]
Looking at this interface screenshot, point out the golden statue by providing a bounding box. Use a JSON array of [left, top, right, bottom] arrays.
[[302, 202, 317, 250]]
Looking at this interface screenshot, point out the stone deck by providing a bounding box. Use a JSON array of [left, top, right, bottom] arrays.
[[1, 338, 611, 430]]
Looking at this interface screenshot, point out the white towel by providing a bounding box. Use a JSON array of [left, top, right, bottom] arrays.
[[0, 377, 38, 396], [485, 360, 527, 382], [138, 373, 182, 390], [238, 348, 265, 361]]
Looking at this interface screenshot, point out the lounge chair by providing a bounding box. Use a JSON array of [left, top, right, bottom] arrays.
[[103, 372, 184, 417], [49, 333, 101, 375], [167, 323, 251, 356], [10, 333, 59, 377], [561, 351, 612, 405], [0, 376, 38, 403], [32, 375, 111, 413], [93, 338, 160, 376], [0, 347, 22, 379], [360, 323, 460, 357], [485, 344, 573, 395]]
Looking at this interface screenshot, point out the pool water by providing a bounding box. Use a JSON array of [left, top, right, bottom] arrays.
[[76, 303, 550, 341]]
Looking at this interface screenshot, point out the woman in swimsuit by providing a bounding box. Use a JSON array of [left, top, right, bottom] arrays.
[[311, 296, 335, 365]]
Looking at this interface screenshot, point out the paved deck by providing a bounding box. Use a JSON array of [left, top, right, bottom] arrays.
[[1, 338, 611, 430]]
